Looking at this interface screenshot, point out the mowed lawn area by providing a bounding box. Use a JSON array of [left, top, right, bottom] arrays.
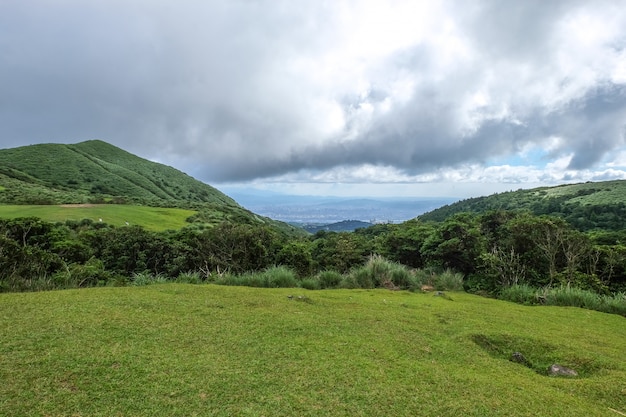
[[1, 285, 624, 416], [0, 204, 195, 231]]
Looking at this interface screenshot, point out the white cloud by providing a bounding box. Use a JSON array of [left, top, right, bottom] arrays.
[[1, 0, 625, 197]]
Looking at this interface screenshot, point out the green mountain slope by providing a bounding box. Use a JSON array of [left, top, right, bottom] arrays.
[[419, 180, 626, 230], [0, 140, 235, 206], [0, 140, 303, 234]]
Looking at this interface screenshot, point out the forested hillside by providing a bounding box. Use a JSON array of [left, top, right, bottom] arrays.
[[419, 180, 626, 231]]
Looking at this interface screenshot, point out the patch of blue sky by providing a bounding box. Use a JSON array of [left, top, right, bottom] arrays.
[[487, 146, 548, 167]]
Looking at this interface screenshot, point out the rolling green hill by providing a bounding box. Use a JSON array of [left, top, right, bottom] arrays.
[[0, 140, 236, 206], [0, 140, 302, 234], [419, 180, 626, 231]]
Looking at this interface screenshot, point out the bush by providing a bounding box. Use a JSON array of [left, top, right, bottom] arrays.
[[176, 271, 202, 284], [545, 285, 602, 310], [262, 266, 298, 288], [239, 272, 268, 288], [600, 292, 626, 316], [299, 278, 321, 290], [348, 266, 375, 289], [339, 274, 361, 289], [433, 269, 464, 291], [214, 273, 242, 286], [131, 272, 168, 286], [345, 255, 416, 290], [317, 270, 343, 289], [499, 284, 538, 305], [497, 284, 626, 317]]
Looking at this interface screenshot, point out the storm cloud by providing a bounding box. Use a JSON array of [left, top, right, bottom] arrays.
[[1, 0, 625, 193]]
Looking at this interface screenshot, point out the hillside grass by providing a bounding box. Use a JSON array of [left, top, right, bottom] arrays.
[[419, 180, 626, 229], [1, 285, 624, 416], [0, 204, 195, 231]]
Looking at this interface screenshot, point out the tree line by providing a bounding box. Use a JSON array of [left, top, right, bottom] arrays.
[[1, 210, 625, 294]]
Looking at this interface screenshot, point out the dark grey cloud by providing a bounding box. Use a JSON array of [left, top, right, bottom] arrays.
[[1, 0, 625, 187]]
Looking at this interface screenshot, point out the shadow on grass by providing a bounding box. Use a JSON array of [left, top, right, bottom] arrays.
[[470, 334, 604, 377]]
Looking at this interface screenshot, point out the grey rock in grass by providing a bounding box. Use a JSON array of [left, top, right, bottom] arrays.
[[434, 291, 453, 300], [510, 351, 531, 366], [548, 364, 578, 377]]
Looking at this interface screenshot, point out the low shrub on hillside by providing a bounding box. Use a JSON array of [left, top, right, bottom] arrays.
[[262, 266, 298, 288], [176, 271, 203, 284], [316, 270, 342, 289], [499, 284, 626, 316], [131, 272, 168, 286], [347, 255, 417, 290], [432, 269, 464, 291], [299, 278, 321, 290]]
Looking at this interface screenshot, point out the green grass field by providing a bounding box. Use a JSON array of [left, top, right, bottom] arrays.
[[1, 285, 624, 416], [0, 204, 195, 231]]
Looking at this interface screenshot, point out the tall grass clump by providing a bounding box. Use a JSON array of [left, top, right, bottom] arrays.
[[498, 284, 626, 316], [213, 272, 243, 286], [346, 255, 415, 290], [261, 266, 298, 288], [544, 284, 602, 310], [433, 269, 464, 291], [0, 275, 55, 292], [175, 271, 203, 284], [600, 292, 626, 316], [238, 272, 268, 288], [131, 272, 168, 286], [299, 278, 321, 290], [499, 284, 538, 305], [316, 270, 343, 289]]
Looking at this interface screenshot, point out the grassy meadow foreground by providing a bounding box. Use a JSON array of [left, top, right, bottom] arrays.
[[1, 285, 624, 416]]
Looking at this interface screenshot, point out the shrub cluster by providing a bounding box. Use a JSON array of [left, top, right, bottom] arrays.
[[499, 284, 626, 316]]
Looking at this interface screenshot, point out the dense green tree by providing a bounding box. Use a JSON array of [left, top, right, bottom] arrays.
[[377, 220, 435, 268], [276, 241, 314, 278], [310, 231, 372, 273], [420, 213, 485, 275]]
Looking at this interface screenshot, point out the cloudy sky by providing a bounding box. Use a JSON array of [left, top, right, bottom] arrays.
[[1, 0, 626, 198]]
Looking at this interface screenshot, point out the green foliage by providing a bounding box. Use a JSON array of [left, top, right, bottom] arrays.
[[421, 213, 486, 275], [131, 272, 168, 286], [316, 270, 343, 289], [298, 277, 321, 290], [310, 231, 373, 273], [498, 284, 538, 304], [276, 241, 314, 277], [498, 284, 626, 316], [377, 219, 435, 268], [261, 266, 299, 288], [420, 180, 626, 232], [354, 254, 416, 289], [432, 269, 464, 291], [53, 258, 113, 288], [175, 271, 203, 284], [189, 223, 282, 274]]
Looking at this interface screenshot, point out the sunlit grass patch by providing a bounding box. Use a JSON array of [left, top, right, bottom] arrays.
[[0, 204, 195, 231]]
